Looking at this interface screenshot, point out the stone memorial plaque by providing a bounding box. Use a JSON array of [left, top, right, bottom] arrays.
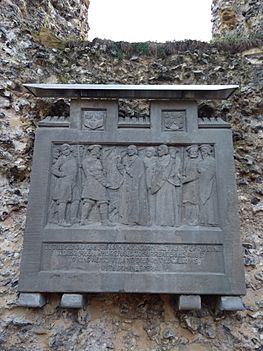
[[19, 85, 245, 298]]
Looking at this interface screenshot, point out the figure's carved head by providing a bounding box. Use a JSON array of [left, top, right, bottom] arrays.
[[145, 147, 155, 158], [186, 145, 199, 158], [200, 144, 213, 157], [61, 144, 72, 156], [88, 144, 102, 157], [157, 144, 169, 156], [127, 145, 138, 156]]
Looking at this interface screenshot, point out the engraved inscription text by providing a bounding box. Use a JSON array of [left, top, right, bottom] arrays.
[[42, 243, 224, 273]]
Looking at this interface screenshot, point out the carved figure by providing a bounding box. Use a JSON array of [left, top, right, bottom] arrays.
[[49, 146, 61, 224], [182, 145, 200, 225], [198, 144, 218, 226], [118, 145, 149, 225], [152, 144, 181, 226], [70, 147, 81, 224], [170, 147, 183, 221], [143, 147, 157, 224], [50, 144, 78, 227], [81, 145, 112, 226], [101, 148, 125, 222]]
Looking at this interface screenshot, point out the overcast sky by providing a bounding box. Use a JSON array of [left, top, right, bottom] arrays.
[[89, 0, 212, 42]]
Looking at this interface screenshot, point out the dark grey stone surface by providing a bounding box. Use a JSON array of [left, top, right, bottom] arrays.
[[18, 85, 245, 296]]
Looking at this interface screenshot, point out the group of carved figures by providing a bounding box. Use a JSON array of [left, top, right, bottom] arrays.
[[49, 143, 218, 227]]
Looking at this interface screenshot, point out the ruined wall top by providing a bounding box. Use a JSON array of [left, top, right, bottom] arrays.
[[1, 0, 90, 47]]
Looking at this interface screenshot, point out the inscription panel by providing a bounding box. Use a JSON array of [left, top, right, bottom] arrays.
[[42, 243, 224, 273]]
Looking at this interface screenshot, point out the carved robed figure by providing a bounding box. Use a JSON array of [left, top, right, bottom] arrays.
[[117, 145, 149, 225], [182, 145, 200, 225], [143, 147, 157, 224], [152, 144, 181, 226], [198, 144, 218, 226], [50, 144, 79, 227], [81, 145, 112, 226]]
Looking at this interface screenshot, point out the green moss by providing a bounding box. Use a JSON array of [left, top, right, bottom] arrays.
[[157, 47, 167, 59], [130, 42, 151, 56], [58, 73, 70, 84], [211, 30, 263, 53]]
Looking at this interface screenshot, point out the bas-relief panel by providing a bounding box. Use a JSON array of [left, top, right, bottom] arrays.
[[48, 143, 218, 228]]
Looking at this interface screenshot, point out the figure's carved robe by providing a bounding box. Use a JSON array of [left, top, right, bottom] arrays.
[[51, 156, 78, 203], [152, 154, 180, 226], [182, 157, 200, 225], [82, 156, 108, 203], [143, 156, 157, 224], [119, 155, 149, 225], [198, 156, 218, 226]]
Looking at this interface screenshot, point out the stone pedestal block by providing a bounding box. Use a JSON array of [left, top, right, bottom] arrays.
[[218, 296, 244, 311], [178, 295, 201, 310], [60, 294, 86, 308], [18, 293, 46, 308]]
